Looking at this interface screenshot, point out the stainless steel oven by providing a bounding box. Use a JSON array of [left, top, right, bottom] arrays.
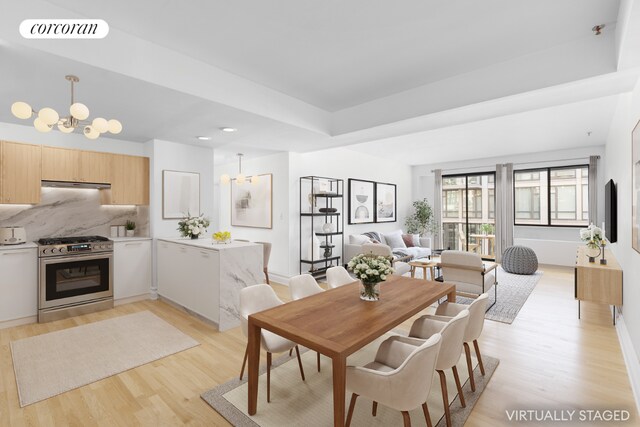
[[37, 236, 114, 322]]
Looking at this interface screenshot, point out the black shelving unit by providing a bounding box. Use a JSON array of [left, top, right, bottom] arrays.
[[300, 176, 344, 279]]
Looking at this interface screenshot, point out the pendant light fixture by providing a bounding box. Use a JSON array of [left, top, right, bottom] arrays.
[[11, 75, 122, 140], [220, 153, 260, 185]]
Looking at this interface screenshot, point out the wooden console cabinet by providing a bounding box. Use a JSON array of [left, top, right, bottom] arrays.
[[574, 246, 622, 325]]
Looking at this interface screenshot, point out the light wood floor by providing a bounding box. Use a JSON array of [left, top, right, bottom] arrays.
[[0, 265, 636, 426]]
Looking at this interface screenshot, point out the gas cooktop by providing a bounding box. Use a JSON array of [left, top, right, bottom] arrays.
[[37, 235, 110, 246]]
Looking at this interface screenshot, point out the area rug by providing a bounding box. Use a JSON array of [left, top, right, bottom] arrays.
[[414, 266, 543, 324], [201, 332, 498, 427], [11, 310, 199, 407]]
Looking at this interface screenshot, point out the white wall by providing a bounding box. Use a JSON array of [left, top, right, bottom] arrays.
[[412, 146, 607, 266], [605, 79, 640, 368]]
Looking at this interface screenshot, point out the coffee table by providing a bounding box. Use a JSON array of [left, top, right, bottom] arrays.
[[409, 257, 440, 280]]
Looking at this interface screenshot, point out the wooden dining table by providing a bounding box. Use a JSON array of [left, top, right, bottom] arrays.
[[246, 275, 456, 427]]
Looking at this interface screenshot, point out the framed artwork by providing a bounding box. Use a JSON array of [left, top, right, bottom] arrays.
[[348, 179, 375, 224], [375, 182, 397, 223], [633, 120, 640, 253], [162, 170, 200, 219], [231, 173, 273, 228]]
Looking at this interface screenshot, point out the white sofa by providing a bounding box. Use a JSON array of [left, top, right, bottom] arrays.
[[344, 230, 432, 265]]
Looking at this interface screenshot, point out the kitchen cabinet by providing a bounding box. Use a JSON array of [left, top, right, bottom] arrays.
[[102, 154, 150, 205], [41, 146, 80, 182], [80, 150, 112, 184], [0, 247, 38, 322], [114, 239, 152, 300], [0, 141, 41, 204]]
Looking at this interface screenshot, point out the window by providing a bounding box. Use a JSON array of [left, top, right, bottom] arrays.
[[443, 190, 461, 218], [514, 166, 589, 227]]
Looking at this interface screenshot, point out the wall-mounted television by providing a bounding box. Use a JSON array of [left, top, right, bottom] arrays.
[[605, 179, 617, 243]]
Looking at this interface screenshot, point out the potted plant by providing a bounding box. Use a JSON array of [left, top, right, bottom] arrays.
[[347, 253, 394, 301], [480, 223, 494, 235], [405, 199, 437, 236], [178, 213, 210, 239], [125, 220, 136, 237]]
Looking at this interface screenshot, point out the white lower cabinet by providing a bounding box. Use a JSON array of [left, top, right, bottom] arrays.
[[0, 247, 37, 321], [114, 240, 152, 300]]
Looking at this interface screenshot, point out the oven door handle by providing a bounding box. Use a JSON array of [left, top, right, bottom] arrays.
[[40, 253, 113, 264]]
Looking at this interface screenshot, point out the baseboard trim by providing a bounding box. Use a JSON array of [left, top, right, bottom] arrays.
[[616, 313, 640, 414], [268, 272, 290, 286], [114, 293, 151, 306], [0, 315, 37, 330]]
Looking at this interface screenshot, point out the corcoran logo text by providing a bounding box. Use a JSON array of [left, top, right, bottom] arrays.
[[19, 19, 109, 39]]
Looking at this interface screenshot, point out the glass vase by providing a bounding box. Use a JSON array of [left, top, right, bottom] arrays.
[[360, 281, 380, 301]]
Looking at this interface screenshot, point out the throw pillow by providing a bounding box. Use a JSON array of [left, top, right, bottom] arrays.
[[384, 230, 406, 249], [402, 234, 415, 247], [411, 234, 421, 246], [349, 234, 371, 245]]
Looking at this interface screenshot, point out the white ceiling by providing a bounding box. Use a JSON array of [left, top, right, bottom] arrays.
[[44, 0, 620, 111], [0, 0, 638, 166]]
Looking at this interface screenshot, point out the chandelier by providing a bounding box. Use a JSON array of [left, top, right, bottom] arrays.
[[11, 75, 122, 140], [220, 153, 260, 185]]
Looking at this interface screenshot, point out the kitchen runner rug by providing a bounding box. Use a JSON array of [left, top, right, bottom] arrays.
[[201, 332, 498, 427], [11, 310, 199, 407]]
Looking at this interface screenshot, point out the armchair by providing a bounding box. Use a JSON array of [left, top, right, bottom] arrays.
[[440, 250, 497, 309]]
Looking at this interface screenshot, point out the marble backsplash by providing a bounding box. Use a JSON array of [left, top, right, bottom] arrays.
[[0, 188, 149, 241]]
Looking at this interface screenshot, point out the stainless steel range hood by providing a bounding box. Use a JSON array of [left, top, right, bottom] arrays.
[[41, 180, 111, 190]]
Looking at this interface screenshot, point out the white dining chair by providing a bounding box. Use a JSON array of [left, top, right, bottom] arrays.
[[239, 284, 306, 402], [289, 274, 324, 371], [435, 293, 489, 392], [408, 310, 469, 427], [345, 333, 442, 427], [326, 266, 355, 289]]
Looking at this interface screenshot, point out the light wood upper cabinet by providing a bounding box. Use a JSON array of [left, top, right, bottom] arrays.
[[0, 141, 42, 204], [102, 154, 149, 205], [80, 151, 112, 184], [42, 146, 80, 182]]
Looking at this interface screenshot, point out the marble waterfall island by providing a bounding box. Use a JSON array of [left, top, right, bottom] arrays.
[[157, 238, 263, 331]]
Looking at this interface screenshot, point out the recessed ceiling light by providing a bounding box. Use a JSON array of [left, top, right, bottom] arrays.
[[220, 127, 237, 133], [196, 136, 211, 140]]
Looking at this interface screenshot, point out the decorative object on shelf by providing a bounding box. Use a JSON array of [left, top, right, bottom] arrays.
[[11, 75, 121, 139], [213, 231, 232, 244], [600, 240, 607, 265], [375, 182, 396, 223], [220, 153, 261, 185], [178, 214, 210, 239], [309, 234, 321, 260], [580, 223, 603, 262], [231, 173, 273, 228], [347, 253, 394, 301], [405, 198, 437, 236], [125, 220, 136, 237], [633, 120, 640, 254], [348, 179, 375, 224], [163, 170, 200, 219], [318, 207, 338, 213], [321, 222, 335, 233], [321, 244, 335, 258]]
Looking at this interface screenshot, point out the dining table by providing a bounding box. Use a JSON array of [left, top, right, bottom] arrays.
[[246, 275, 456, 426]]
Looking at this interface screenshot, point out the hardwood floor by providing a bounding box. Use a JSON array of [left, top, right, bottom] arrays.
[[0, 265, 636, 426]]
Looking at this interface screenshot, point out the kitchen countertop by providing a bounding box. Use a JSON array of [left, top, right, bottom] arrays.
[[110, 237, 152, 242], [157, 237, 261, 251], [0, 242, 38, 251]]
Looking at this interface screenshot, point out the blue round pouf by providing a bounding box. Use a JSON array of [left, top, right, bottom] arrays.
[[502, 246, 538, 275]]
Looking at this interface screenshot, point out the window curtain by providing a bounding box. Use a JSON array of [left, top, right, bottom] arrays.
[[433, 169, 443, 249], [588, 155, 598, 226], [495, 163, 514, 262]]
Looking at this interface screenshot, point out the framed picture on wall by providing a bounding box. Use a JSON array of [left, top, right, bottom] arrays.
[[348, 179, 375, 224], [231, 173, 273, 228], [633, 120, 640, 253], [375, 182, 397, 223], [162, 170, 200, 219]]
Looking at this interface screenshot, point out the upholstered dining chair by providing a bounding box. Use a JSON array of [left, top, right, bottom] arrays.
[[326, 266, 355, 289], [435, 293, 489, 392], [440, 250, 497, 309], [409, 310, 469, 427], [255, 241, 272, 284], [289, 274, 324, 371], [239, 284, 306, 402], [361, 242, 411, 276], [345, 333, 442, 427]]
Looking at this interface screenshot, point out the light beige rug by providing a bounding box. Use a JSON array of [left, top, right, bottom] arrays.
[[11, 310, 199, 407], [202, 332, 498, 427]]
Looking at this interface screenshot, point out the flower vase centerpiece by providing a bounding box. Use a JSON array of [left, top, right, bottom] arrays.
[[579, 224, 603, 262], [213, 231, 231, 244], [347, 253, 394, 301], [178, 213, 210, 239]]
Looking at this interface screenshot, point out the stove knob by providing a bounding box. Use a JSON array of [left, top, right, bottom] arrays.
[[51, 247, 58, 253], [98, 244, 105, 249], [41, 248, 48, 255], [59, 247, 67, 253]]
